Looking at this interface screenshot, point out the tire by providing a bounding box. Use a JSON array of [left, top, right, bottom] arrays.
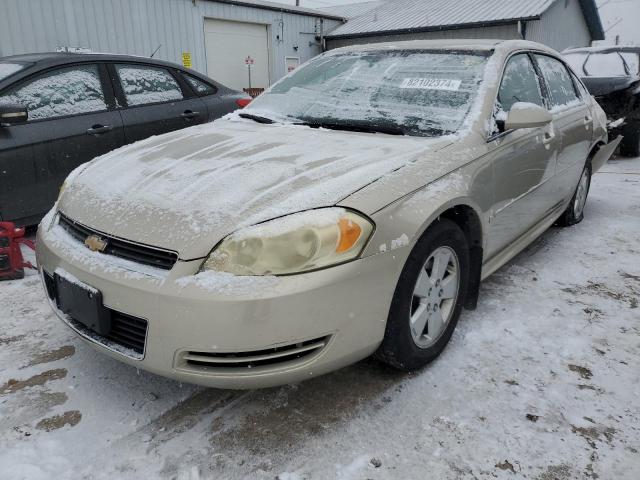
[[620, 120, 640, 158], [375, 219, 469, 371], [557, 161, 592, 227]]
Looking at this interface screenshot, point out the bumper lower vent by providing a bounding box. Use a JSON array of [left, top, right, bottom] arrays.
[[105, 312, 148, 355], [178, 336, 330, 372]]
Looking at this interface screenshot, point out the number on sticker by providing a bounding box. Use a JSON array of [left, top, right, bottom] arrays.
[[400, 78, 462, 91]]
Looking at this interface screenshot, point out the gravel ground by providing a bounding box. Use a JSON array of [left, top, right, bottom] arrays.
[[1, 157, 639, 480]]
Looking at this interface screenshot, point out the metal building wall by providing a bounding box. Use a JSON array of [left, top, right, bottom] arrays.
[[326, 24, 521, 50], [525, 0, 592, 51], [0, 0, 342, 83]]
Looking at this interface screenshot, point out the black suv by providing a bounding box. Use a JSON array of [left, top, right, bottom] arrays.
[[0, 53, 250, 226]]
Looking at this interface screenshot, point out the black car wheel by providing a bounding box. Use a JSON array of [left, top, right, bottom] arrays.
[[375, 219, 469, 371], [557, 161, 592, 227], [620, 120, 640, 158]]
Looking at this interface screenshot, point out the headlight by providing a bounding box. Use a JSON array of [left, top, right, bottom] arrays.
[[203, 208, 374, 275]]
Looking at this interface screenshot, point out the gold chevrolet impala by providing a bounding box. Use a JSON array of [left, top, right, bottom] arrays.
[[36, 40, 620, 389]]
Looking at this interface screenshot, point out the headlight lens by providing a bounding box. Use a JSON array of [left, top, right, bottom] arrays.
[[203, 208, 374, 275]]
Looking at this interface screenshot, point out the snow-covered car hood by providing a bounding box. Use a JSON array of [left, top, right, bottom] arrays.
[[58, 117, 454, 259]]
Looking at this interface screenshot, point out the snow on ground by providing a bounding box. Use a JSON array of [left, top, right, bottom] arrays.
[[1, 157, 639, 480]]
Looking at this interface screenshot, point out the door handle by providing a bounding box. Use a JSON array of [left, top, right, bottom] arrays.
[[86, 124, 113, 135], [542, 130, 556, 144], [584, 115, 593, 129], [180, 110, 200, 120], [541, 130, 556, 150]]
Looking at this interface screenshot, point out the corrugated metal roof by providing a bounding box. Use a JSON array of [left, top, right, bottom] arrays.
[[326, 0, 583, 37], [203, 0, 345, 20], [316, 1, 385, 19]]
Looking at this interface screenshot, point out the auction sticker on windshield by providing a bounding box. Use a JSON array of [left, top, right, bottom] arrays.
[[400, 78, 462, 91]]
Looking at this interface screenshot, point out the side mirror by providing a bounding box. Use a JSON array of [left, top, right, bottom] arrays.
[[504, 102, 552, 131], [0, 104, 28, 126]]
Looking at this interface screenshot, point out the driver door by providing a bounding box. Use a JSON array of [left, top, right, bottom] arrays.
[[485, 53, 560, 259]]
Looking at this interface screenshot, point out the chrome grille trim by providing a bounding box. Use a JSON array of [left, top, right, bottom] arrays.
[[58, 213, 178, 270]]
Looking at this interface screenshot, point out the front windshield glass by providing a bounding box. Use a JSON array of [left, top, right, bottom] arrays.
[[0, 62, 26, 82], [246, 50, 490, 136]]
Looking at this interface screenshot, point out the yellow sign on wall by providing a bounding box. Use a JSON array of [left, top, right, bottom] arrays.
[[182, 52, 192, 69]]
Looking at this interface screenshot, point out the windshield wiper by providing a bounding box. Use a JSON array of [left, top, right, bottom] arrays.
[[297, 121, 405, 136], [239, 112, 275, 124]]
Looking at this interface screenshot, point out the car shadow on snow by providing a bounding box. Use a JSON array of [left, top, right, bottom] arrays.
[[132, 357, 407, 475]]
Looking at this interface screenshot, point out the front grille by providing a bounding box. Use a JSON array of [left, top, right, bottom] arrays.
[[178, 336, 329, 372], [58, 214, 178, 270]]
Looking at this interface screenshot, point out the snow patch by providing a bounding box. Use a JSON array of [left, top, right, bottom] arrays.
[[390, 233, 409, 250], [175, 271, 279, 295]]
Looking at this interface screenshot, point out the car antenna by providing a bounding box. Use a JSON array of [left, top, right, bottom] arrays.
[[150, 44, 162, 58]]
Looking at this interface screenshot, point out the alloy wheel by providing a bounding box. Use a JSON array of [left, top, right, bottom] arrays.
[[409, 246, 460, 349]]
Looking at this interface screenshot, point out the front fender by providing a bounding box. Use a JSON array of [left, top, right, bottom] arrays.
[[359, 170, 489, 259]]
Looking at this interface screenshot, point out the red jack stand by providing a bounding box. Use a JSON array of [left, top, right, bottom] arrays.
[[0, 222, 36, 281]]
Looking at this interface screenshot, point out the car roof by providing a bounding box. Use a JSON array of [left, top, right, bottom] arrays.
[[0, 51, 238, 93], [1, 51, 187, 70], [564, 46, 640, 55], [327, 38, 559, 56]]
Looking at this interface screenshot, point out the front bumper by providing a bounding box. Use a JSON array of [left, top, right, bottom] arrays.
[[36, 217, 406, 389]]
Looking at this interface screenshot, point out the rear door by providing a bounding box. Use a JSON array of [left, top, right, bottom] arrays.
[[533, 54, 592, 202], [486, 53, 560, 259], [0, 63, 125, 224], [110, 63, 207, 143]]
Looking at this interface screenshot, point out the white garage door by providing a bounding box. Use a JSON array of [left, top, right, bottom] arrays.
[[204, 18, 270, 91]]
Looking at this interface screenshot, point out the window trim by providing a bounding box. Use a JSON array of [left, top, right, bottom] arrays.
[[109, 62, 189, 110], [0, 62, 115, 125]]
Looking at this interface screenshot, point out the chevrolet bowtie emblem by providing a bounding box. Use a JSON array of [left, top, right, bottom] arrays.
[[84, 234, 108, 252]]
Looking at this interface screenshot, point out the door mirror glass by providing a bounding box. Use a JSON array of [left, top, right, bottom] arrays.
[[505, 102, 553, 130], [0, 104, 28, 126]]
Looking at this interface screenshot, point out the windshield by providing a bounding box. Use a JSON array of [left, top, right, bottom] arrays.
[[245, 50, 490, 136], [565, 52, 635, 77], [0, 62, 26, 82]]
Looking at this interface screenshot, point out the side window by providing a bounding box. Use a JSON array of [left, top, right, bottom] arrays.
[[497, 54, 545, 113], [534, 55, 580, 109], [184, 73, 217, 96], [0, 64, 107, 121], [116, 64, 184, 106]]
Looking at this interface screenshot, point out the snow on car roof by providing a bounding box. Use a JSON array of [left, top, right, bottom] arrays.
[[327, 39, 558, 56]]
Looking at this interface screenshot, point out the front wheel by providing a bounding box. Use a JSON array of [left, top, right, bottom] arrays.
[[375, 219, 469, 371], [557, 162, 591, 227]]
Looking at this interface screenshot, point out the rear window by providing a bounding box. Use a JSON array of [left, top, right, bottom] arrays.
[[584, 53, 627, 77], [0, 62, 26, 82], [565, 51, 635, 77]]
